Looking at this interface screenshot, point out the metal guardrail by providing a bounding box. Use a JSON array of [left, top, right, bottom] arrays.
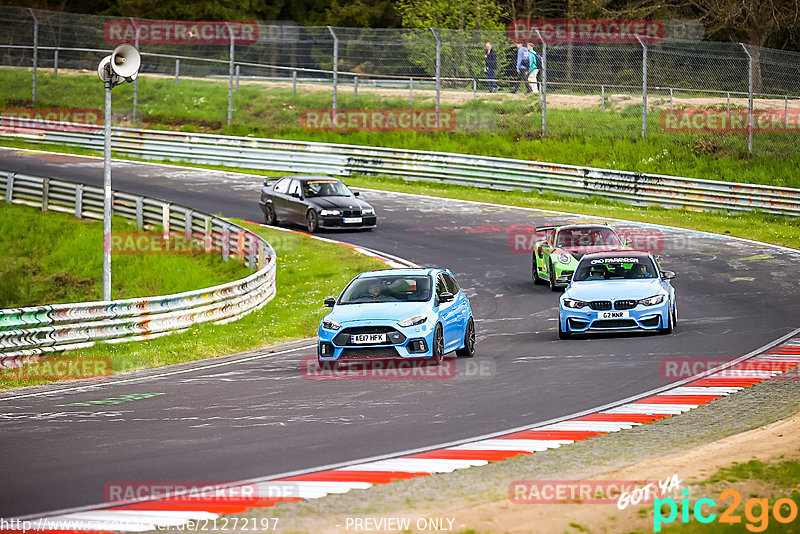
[[2, 117, 799, 217], [0, 169, 277, 366]]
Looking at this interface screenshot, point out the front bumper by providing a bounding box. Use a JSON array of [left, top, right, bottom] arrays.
[[318, 321, 435, 362], [559, 301, 669, 333], [318, 214, 377, 230]]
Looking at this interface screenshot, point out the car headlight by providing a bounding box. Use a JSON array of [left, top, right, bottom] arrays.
[[398, 314, 427, 327], [320, 209, 341, 216], [321, 318, 341, 330], [563, 298, 589, 309], [361, 208, 375, 215], [557, 253, 571, 264], [638, 294, 665, 306]]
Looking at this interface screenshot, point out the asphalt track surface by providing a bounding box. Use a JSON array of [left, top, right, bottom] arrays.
[[1, 148, 799, 518]]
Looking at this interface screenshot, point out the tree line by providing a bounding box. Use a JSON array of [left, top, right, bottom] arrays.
[[3, 0, 798, 51]]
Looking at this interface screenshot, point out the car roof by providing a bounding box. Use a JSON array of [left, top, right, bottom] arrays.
[[358, 268, 440, 278], [281, 175, 342, 182], [556, 224, 615, 231]]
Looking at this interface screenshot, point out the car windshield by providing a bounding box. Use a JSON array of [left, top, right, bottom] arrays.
[[556, 228, 621, 248], [339, 276, 432, 304], [303, 180, 351, 198], [573, 256, 658, 281]]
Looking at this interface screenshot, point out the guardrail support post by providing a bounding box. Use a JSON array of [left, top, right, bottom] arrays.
[[354, 75, 358, 101], [174, 59, 180, 85], [222, 224, 230, 262], [185, 209, 193, 241], [535, 30, 547, 134], [237, 231, 245, 262], [473, 78, 477, 100], [162, 203, 170, 240], [5, 173, 14, 203], [669, 88, 673, 112], [248, 233, 257, 269], [740, 43, 754, 153], [54, 49, 58, 78], [636, 35, 647, 138], [328, 26, 338, 117], [430, 28, 441, 128], [292, 70, 297, 95], [41, 178, 49, 212], [727, 92, 730, 114], [135, 196, 143, 229], [204, 216, 212, 253], [28, 8, 38, 103], [235, 64, 240, 92], [258, 241, 265, 269], [75, 184, 83, 218], [226, 22, 235, 125], [601, 85, 605, 111], [409, 78, 413, 106]]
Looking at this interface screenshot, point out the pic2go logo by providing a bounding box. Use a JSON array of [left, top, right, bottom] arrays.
[[653, 489, 799, 532]]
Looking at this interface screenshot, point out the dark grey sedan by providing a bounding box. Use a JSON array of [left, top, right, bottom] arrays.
[[259, 175, 377, 232]]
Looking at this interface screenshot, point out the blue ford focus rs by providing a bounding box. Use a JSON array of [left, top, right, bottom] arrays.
[[318, 268, 476, 369], [558, 251, 677, 338]]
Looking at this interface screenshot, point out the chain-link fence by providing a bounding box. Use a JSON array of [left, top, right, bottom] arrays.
[[1, 7, 799, 159]]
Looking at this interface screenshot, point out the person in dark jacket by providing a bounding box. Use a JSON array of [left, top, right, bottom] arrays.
[[484, 42, 498, 93], [510, 42, 531, 94]]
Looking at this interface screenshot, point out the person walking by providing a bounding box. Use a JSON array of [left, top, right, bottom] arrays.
[[510, 42, 531, 94], [527, 43, 540, 94], [484, 42, 498, 93]]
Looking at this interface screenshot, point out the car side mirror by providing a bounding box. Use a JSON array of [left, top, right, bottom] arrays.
[[290, 191, 301, 198], [439, 291, 454, 303], [323, 297, 336, 307], [661, 270, 676, 280], [353, 191, 360, 197]]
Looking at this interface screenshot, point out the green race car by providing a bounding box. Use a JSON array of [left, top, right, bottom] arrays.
[[532, 224, 630, 291]]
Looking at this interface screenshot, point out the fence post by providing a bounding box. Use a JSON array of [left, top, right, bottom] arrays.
[[41, 178, 49, 212], [354, 75, 358, 101], [473, 78, 476, 100], [727, 92, 730, 114], [601, 85, 605, 111], [226, 22, 234, 125], [162, 203, 171, 240], [635, 35, 647, 137], [409, 78, 413, 106], [28, 8, 38, 103], [292, 69, 297, 95], [75, 184, 83, 218], [184, 210, 193, 241], [135, 196, 143, 229], [174, 59, 180, 85], [235, 64, 240, 92], [130, 18, 139, 123], [328, 26, 338, 117], [669, 88, 673, 112], [430, 28, 441, 128], [740, 43, 753, 153], [785, 96, 788, 123], [535, 29, 547, 134], [5, 172, 14, 203], [54, 49, 58, 78]]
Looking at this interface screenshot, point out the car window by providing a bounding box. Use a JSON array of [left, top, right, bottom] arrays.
[[339, 276, 432, 304], [273, 178, 290, 194], [573, 257, 658, 281], [288, 180, 301, 197], [436, 275, 448, 296], [444, 273, 459, 294]]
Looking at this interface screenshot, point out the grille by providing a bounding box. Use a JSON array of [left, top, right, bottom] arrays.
[[340, 347, 400, 359], [589, 301, 612, 311], [614, 300, 637, 310], [593, 319, 638, 328], [334, 327, 406, 346], [342, 209, 361, 217]]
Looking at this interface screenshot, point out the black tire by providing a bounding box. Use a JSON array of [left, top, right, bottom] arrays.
[[431, 324, 445, 364], [660, 302, 675, 334], [558, 315, 571, 339], [306, 210, 319, 233], [532, 252, 545, 285], [263, 203, 277, 225], [548, 259, 559, 292], [455, 318, 476, 358], [318, 359, 339, 371]]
